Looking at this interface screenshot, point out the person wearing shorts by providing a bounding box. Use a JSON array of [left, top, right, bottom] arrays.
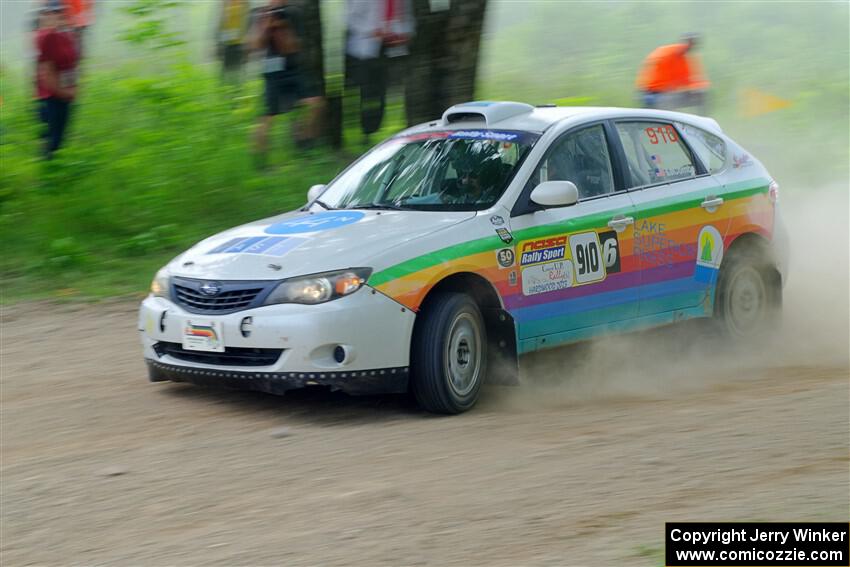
[[264, 69, 311, 116], [251, 0, 322, 165]]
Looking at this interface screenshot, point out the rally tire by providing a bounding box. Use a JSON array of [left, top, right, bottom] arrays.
[[714, 243, 781, 341], [411, 292, 488, 414]]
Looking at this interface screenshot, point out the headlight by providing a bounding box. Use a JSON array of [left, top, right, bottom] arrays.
[[150, 269, 170, 298], [264, 268, 372, 306]]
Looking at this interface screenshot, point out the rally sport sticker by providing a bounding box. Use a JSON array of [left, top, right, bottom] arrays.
[[518, 229, 620, 296]]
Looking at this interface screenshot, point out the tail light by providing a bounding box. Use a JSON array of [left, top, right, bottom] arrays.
[[768, 180, 779, 203]]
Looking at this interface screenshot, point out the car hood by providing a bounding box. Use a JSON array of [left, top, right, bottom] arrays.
[[168, 209, 475, 281]]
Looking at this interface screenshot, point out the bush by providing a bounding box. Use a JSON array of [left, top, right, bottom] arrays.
[[0, 62, 376, 300]]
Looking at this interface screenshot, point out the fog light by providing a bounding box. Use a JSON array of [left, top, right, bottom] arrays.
[[240, 317, 253, 338], [333, 345, 346, 364]]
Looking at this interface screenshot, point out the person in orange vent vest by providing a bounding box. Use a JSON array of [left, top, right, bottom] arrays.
[[63, 0, 93, 54], [636, 33, 710, 115]]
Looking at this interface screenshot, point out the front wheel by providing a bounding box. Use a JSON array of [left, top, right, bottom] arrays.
[[715, 245, 781, 340], [411, 292, 487, 414]]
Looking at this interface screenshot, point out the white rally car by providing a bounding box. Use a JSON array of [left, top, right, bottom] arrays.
[[140, 101, 787, 413]]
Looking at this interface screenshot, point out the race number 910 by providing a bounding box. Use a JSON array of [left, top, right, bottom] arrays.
[[570, 232, 605, 284]]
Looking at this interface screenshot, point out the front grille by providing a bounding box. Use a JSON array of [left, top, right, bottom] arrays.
[[174, 284, 263, 312], [154, 341, 283, 367], [170, 277, 275, 314]]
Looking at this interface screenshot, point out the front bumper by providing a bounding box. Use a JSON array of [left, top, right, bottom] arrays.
[[139, 286, 416, 395], [146, 360, 410, 395]]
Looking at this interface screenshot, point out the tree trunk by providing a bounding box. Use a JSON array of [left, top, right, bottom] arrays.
[[295, 0, 343, 147], [405, 0, 489, 126], [297, 0, 325, 97]]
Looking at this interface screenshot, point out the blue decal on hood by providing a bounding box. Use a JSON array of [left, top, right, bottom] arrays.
[[207, 236, 304, 257], [220, 236, 266, 253], [208, 237, 246, 254], [265, 211, 365, 235]]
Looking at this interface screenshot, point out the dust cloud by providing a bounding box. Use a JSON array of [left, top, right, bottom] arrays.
[[495, 185, 849, 409]]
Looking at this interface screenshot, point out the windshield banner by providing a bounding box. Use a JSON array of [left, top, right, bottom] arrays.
[[395, 130, 539, 145]]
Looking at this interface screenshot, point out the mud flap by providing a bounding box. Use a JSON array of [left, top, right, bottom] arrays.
[[483, 308, 520, 386]]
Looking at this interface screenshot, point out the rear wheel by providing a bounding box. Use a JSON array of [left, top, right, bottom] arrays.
[[411, 292, 487, 414], [715, 244, 780, 340]]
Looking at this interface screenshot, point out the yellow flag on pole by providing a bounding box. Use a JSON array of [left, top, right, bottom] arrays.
[[741, 88, 792, 117]]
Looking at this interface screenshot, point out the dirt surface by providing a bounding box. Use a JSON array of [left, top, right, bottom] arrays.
[[1, 298, 847, 566]]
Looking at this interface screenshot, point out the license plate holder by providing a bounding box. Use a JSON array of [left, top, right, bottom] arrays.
[[182, 318, 225, 352]]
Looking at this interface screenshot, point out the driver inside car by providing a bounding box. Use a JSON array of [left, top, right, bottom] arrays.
[[440, 142, 505, 205]]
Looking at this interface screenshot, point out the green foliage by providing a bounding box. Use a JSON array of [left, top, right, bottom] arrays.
[[120, 0, 186, 51], [0, 61, 396, 301], [47, 237, 88, 270]]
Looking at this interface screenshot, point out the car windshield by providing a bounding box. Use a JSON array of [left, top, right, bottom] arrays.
[[318, 130, 539, 211]]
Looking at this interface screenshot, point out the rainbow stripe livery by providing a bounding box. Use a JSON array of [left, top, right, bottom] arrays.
[[372, 180, 775, 354]]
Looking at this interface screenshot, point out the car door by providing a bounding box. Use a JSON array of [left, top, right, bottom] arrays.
[[612, 119, 731, 317], [508, 122, 640, 351]]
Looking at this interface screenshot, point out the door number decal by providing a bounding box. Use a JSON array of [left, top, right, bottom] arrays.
[[518, 230, 621, 295]]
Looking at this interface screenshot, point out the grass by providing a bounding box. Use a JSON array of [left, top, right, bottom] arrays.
[[0, 59, 407, 303], [632, 543, 665, 566]]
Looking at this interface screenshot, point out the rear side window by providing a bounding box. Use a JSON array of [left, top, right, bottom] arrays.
[[678, 123, 727, 173], [615, 121, 696, 188]]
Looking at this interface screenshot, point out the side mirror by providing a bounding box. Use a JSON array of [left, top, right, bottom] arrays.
[[529, 181, 579, 208], [307, 184, 326, 203]]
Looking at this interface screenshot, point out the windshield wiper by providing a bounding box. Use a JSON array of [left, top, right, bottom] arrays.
[[313, 199, 335, 210], [346, 203, 406, 211]]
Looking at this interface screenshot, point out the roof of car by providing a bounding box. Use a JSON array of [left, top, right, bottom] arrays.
[[400, 101, 722, 137]]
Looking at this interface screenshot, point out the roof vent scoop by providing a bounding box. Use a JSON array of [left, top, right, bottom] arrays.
[[441, 101, 535, 127], [444, 112, 486, 124]]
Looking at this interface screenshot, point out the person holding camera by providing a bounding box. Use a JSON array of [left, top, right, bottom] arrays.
[[251, 0, 321, 166]]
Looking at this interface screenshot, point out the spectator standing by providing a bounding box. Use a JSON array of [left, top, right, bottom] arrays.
[[35, 0, 80, 159], [636, 33, 710, 115], [215, 0, 251, 87], [64, 0, 94, 54], [251, 0, 322, 167], [345, 0, 414, 140]]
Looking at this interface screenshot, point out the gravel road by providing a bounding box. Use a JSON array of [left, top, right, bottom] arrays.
[[1, 294, 847, 566]]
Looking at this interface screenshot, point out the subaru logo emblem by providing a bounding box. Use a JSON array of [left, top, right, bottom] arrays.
[[199, 281, 222, 296]]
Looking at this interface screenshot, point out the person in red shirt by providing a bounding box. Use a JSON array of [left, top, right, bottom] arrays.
[[636, 33, 710, 115], [35, 0, 79, 158]]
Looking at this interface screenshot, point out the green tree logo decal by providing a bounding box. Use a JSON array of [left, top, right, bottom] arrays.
[[700, 233, 714, 263]]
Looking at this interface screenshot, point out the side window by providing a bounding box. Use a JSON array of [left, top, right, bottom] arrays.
[[678, 123, 727, 173], [530, 124, 615, 200], [615, 122, 697, 188]]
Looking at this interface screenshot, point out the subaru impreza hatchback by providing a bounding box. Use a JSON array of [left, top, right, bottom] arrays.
[[140, 101, 787, 413]]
